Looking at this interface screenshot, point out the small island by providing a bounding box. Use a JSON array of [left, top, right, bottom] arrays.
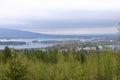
[[0, 41, 26, 45]]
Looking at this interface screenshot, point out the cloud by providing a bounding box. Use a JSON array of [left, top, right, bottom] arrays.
[[25, 27, 117, 34], [0, 0, 120, 19], [0, 0, 119, 34], [0, 19, 28, 25], [0, 18, 118, 34]]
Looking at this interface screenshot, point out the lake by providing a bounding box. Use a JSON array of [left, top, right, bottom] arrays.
[[0, 38, 83, 50], [1, 38, 113, 50], [0, 38, 56, 50]]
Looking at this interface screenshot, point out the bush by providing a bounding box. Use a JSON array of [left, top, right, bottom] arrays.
[[2, 50, 28, 80], [3, 46, 12, 63]]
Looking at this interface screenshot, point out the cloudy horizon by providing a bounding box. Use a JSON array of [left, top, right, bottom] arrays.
[[0, 0, 120, 34]]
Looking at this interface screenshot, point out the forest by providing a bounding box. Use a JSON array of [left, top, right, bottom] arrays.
[[0, 46, 120, 80]]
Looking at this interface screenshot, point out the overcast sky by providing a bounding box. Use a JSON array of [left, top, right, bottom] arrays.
[[0, 0, 120, 34]]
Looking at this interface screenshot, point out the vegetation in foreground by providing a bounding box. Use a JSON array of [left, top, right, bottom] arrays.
[[0, 46, 120, 80]]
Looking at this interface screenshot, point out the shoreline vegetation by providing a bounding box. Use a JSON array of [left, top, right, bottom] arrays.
[[0, 46, 120, 80]]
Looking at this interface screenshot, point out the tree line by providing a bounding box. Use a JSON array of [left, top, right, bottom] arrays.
[[0, 46, 120, 80]]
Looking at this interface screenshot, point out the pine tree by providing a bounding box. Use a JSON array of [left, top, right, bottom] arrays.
[[3, 46, 12, 63], [3, 50, 28, 80]]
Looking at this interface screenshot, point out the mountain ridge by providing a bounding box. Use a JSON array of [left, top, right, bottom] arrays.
[[0, 28, 117, 39]]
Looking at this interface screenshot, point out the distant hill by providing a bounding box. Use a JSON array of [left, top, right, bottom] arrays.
[[0, 28, 49, 39], [0, 28, 117, 39]]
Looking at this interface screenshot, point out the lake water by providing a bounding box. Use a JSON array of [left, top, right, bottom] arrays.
[[0, 38, 94, 42], [0, 38, 118, 50], [0, 43, 53, 50], [0, 38, 83, 50], [0, 38, 56, 50]]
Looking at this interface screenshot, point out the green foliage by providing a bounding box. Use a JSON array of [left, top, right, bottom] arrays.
[[3, 46, 12, 63], [76, 51, 87, 64], [116, 51, 120, 80], [3, 59, 28, 80], [2, 49, 28, 80], [0, 48, 120, 80]]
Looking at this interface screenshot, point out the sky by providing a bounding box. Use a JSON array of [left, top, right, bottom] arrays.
[[0, 0, 120, 34]]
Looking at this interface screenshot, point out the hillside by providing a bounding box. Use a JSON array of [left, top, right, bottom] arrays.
[[0, 28, 117, 39], [0, 28, 50, 39]]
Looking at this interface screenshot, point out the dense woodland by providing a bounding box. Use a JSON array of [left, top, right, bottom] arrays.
[[0, 46, 120, 80]]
